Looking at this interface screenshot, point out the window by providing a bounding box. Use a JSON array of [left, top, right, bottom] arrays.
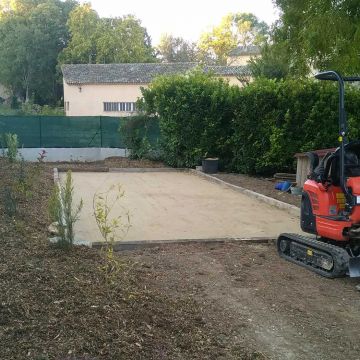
[[65, 101, 70, 111], [103, 102, 136, 112]]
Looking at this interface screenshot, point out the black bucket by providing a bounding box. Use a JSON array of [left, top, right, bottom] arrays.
[[202, 158, 219, 174]]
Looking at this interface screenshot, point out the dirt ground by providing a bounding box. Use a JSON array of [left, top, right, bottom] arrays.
[[128, 242, 360, 360], [49, 156, 166, 172], [214, 173, 301, 208], [2, 158, 360, 360]]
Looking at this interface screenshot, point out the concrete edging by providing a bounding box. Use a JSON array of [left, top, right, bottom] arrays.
[[109, 167, 183, 173], [92, 236, 275, 251], [189, 169, 300, 218]]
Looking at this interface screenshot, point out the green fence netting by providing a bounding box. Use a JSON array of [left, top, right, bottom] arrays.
[[0, 115, 160, 148], [0, 116, 40, 147], [41, 116, 101, 148], [102, 117, 125, 148]]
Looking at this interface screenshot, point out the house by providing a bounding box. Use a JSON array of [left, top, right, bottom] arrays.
[[227, 45, 261, 66], [61, 62, 251, 116]]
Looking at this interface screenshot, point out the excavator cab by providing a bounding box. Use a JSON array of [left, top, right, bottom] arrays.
[[313, 141, 360, 186]]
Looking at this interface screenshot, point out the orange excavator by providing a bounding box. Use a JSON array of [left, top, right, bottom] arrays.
[[277, 71, 360, 278]]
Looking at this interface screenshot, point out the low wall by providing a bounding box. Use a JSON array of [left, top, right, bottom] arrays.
[[1, 148, 128, 162]]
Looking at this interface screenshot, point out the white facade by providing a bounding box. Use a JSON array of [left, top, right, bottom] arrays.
[[63, 76, 245, 117]]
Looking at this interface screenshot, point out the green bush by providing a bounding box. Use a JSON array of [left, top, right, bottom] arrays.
[[1, 133, 19, 163], [120, 115, 160, 160], [140, 73, 360, 175], [232, 79, 360, 174], [140, 70, 240, 168]]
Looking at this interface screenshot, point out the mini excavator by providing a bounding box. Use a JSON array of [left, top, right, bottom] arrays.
[[277, 70, 360, 278]]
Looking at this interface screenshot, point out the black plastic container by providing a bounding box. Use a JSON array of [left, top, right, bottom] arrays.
[[202, 158, 219, 174]]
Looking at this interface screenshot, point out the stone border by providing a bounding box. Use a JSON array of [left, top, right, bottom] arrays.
[[189, 169, 300, 218], [57, 167, 109, 173], [109, 167, 182, 173], [92, 236, 275, 251]]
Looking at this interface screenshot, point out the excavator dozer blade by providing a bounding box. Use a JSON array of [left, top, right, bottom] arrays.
[[349, 257, 360, 277]]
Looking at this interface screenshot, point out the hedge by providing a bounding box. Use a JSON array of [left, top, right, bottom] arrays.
[[232, 79, 360, 174], [140, 71, 240, 168], [139, 72, 360, 174]]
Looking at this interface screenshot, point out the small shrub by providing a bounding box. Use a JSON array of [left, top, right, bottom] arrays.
[[13, 156, 40, 200], [48, 170, 83, 247], [1, 133, 19, 163], [37, 149, 47, 163], [120, 115, 160, 160], [93, 184, 131, 247], [93, 184, 131, 284]]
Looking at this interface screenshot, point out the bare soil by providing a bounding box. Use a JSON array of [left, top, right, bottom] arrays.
[[48, 156, 166, 172], [127, 243, 360, 360], [1, 159, 359, 360], [214, 173, 301, 207], [0, 159, 260, 360]]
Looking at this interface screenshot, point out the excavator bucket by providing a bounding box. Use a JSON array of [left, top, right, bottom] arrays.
[[349, 257, 360, 277]]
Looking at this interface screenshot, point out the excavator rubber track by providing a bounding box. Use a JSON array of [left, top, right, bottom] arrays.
[[277, 233, 350, 278]]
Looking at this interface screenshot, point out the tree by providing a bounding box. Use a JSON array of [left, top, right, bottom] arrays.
[[271, 0, 360, 75], [156, 33, 198, 62], [58, 3, 99, 64], [198, 12, 269, 65], [59, 4, 156, 64], [248, 41, 290, 80], [0, 0, 77, 104]]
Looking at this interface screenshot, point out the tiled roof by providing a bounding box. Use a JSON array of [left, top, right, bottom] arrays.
[[228, 45, 261, 56], [62, 63, 250, 85]]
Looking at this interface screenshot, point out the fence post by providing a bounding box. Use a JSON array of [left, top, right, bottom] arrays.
[[100, 116, 103, 147], [39, 116, 42, 147]]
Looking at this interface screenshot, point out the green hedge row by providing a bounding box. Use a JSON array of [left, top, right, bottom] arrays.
[[138, 72, 360, 174]]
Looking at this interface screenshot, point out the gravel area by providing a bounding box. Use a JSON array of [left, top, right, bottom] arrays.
[[214, 173, 301, 207]]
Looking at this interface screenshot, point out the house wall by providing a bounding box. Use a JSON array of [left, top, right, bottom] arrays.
[[227, 54, 260, 66], [63, 76, 246, 117], [63, 82, 147, 116]]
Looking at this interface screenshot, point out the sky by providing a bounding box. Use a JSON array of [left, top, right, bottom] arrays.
[[87, 0, 280, 45]]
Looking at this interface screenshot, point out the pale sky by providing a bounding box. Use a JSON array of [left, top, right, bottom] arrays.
[[86, 0, 280, 45]]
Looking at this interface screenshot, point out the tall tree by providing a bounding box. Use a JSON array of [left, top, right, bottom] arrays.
[[0, 0, 77, 103], [59, 4, 156, 64], [198, 12, 269, 65], [156, 33, 198, 62], [271, 0, 360, 75]]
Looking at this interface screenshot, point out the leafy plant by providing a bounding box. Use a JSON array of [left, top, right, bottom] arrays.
[[120, 115, 160, 160], [93, 184, 131, 284], [93, 184, 131, 247], [48, 170, 83, 247], [37, 149, 47, 163], [1, 133, 19, 163], [14, 158, 34, 199]]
